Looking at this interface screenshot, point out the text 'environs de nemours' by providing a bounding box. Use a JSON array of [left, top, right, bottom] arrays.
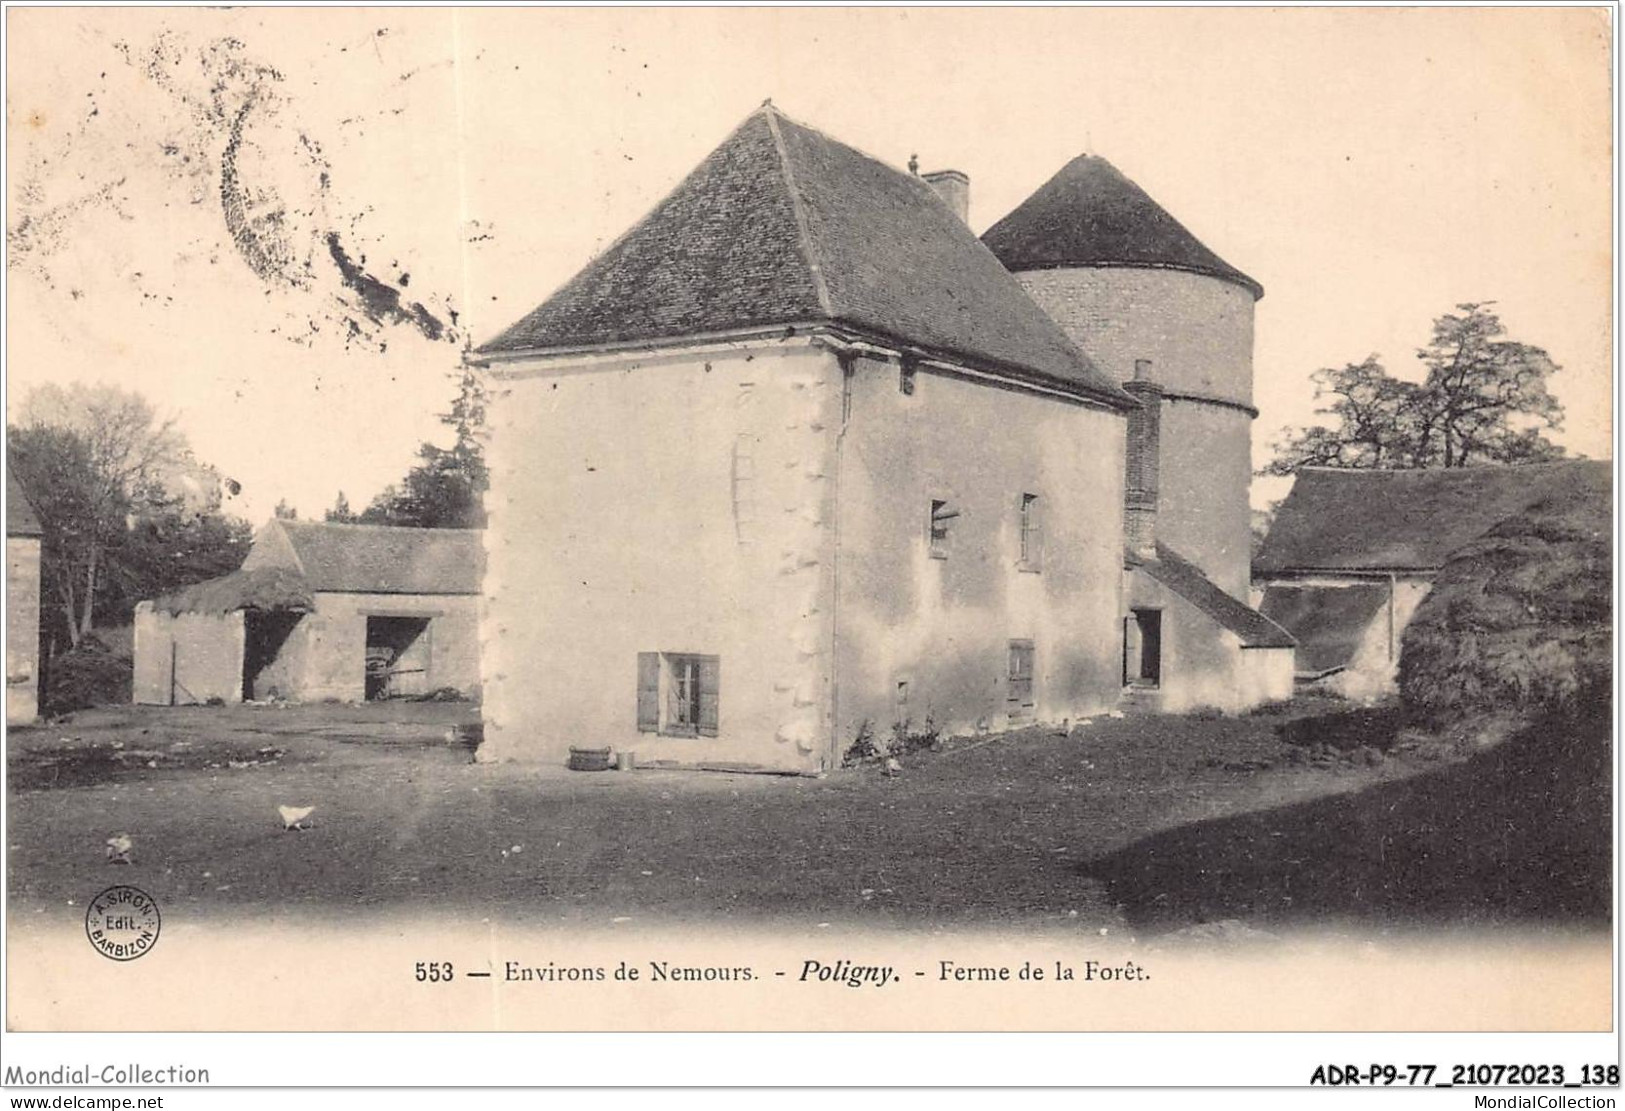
[[502, 960, 757, 983]]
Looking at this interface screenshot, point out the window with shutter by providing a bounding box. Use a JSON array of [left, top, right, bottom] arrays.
[[636, 652, 660, 732], [640, 652, 721, 738]]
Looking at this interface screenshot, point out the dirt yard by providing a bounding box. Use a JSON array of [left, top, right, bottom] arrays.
[[5, 697, 1610, 938]]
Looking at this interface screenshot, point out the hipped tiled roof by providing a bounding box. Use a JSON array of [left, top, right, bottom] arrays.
[[982, 155, 1263, 300], [1254, 461, 1613, 575], [477, 106, 1133, 410], [6, 471, 42, 538], [1132, 542, 1296, 649]]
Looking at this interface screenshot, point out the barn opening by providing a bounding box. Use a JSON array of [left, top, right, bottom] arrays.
[[365, 616, 432, 701], [243, 611, 303, 700], [1124, 608, 1162, 688]]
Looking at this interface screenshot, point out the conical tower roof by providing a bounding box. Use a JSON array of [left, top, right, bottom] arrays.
[[981, 155, 1263, 300], [478, 106, 1133, 409]]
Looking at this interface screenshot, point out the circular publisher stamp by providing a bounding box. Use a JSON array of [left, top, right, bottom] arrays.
[[84, 885, 161, 961]]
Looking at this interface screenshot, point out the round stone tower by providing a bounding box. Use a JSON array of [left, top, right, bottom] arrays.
[[982, 154, 1262, 600]]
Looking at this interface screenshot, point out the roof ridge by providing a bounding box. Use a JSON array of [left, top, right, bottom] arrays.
[[280, 519, 485, 537], [1294, 459, 1605, 476], [761, 107, 834, 319]]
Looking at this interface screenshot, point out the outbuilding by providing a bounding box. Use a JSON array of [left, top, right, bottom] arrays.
[[1253, 460, 1611, 699], [134, 519, 483, 705], [7, 471, 44, 724]]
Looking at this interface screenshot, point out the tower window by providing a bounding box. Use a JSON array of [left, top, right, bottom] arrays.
[[1018, 492, 1043, 571]]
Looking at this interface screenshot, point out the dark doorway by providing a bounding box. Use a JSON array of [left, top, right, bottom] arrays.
[[243, 611, 303, 701], [1124, 609, 1162, 688], [365, 616, 432, 701]]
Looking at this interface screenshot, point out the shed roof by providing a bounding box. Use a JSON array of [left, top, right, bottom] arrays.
[[260, 520, 485, 595], [6, 471, 42, 538], [476, 105, 1133, 410], [1254, 461, 1613, 575], [981, 154, 1263, 300], [1133, 542, 1296, 649], [149, 565, 315, 617]]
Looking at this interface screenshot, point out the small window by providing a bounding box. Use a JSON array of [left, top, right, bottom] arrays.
[[1007, 640, 1035, 722], [1018, 492, 1043, 571], [637, 652, 720, 737], [928, 499, 957, 559]]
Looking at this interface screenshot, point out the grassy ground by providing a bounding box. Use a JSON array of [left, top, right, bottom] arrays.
[[5, 697, 1610, 937]]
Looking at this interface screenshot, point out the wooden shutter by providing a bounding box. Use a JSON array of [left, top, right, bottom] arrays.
[[636, 652, 660, 732], [1008, 641, 1034, 717], [698, 655, 720, 737]]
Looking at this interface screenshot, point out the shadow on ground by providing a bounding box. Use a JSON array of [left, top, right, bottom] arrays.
[[1083, 700, 1612, 934], [1275, 702, 1409, 751]]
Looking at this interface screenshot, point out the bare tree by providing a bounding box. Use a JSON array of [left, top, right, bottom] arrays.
[[13, 383, 190, 643]]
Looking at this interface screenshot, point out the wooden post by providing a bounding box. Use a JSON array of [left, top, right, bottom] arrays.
[[1387, 573, 1397, 660]]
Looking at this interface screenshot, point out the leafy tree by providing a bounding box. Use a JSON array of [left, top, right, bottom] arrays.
[[325, 491, 357, 523], [273, 499, 299, 520], [360, 366, 488, 529], [1413, 303, 1565, 468], [1264, 303, 1566, 475], [112, 508, 253, 621]]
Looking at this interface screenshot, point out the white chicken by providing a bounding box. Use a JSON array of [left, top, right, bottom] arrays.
[[278, 805, 315, 832], [105, 833, 133, 864]]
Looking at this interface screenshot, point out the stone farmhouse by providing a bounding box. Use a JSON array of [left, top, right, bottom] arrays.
[[134, 519, 482, 706], [1254, 460, 1611, 700], [472, 103, 1294, 773], [7, 470, 43, 724]]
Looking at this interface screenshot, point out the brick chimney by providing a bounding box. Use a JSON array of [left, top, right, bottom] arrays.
[[922, 169, 969, 224], [1123, 358, 1163, 559]]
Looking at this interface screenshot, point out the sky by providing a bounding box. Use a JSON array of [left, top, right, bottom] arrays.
[[6, 7, 1613, 521]]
